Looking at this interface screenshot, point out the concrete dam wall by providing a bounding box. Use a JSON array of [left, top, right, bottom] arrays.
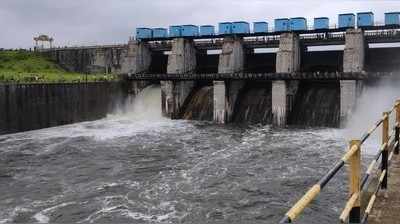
[[127, 29, 399, 127], [42, 45, 129, 74], [0, 82, 127, 135], [149, 32, 357, 127]]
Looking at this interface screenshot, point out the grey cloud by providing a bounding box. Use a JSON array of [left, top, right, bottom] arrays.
[[0, 0, 398, 49]]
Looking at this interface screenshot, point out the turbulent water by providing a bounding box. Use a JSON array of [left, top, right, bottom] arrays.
[[0, 85, 381, 224], [288, 81, 340, 127], [182, 86, 213, 121], [233, 83, 272, 124]]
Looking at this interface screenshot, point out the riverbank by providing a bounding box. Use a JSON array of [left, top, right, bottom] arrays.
[[0, 50, 117, 83]]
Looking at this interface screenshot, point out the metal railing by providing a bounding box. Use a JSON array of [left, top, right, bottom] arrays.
[[279, 100, 400, 223], [126, 72, 395, 81]]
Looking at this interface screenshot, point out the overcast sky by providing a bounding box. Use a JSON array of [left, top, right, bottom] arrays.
[[1, 0, 399, 49]]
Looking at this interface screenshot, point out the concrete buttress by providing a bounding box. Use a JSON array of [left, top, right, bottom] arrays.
[[122, 40, 152, 74], [214, 37, 245, 124], [161, 38, 196, 118], [273, 33, 301, 127], [341, 29, 365, 126]]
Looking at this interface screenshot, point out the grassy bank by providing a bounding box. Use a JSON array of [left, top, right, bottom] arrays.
[[0, 50, 117, 83]]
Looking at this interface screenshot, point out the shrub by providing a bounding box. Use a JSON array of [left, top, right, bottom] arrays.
[[14, 51, 29, 61], [23, 64, 33, 73]]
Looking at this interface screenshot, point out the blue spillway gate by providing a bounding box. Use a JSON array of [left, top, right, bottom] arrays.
[[153, 28, 168, 38], [275, 18, 290, 32], [136, 28, 153, 40], [134, 11, 400, 41], [200, 25, 215, 36], [182, 25, 199, 37], [314, 17, 329, 30], [385, 12, 400, 25], [290, 17, 307, 31], [357, 12, 374, 27], [254, 22, 268, 33], [232, 21, 250, 34], [339, 13, 356, 28], [169, 26, 183, 37], [219, 22, 233, 34]]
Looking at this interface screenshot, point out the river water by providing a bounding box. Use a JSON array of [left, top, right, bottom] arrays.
[[0, 85, 382, 224]]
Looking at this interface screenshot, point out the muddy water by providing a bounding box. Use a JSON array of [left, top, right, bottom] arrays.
[[0, 85, 377, 224]]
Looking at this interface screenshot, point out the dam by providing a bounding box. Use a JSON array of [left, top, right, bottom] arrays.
[[3, 7, 400, 224], [37, 27, 400, 128], [125, 28, 399, 128]]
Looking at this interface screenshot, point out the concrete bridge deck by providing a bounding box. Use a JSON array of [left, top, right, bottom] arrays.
[[38, 28, 400, 53], [369, 154, 400, 224], [146, 29, 400, 52]]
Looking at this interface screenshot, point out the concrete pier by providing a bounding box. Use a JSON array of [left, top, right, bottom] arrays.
[[167, 38, 197, 74], [272, 33, 300, 126], [343, 29, 365, 73], [340, 29, 365, 126], [213, 81, 226, 123], [123, 40, 153, 94], [276, 33, 301, 73], [218, 37, 245, 73], [214, 38, 245, 124], [123, 40, 152, 74], [162, 38, 197, 118], [272, 81, 288, 126], [340, 80, 358, 126]]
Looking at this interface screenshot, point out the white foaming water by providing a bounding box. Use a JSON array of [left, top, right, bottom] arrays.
[[33, 202, 76, 224], [33, 213, 49, 223], [344, 79, 400, 154], [109, 85, 164, 121], [3, 85, 183, 142]]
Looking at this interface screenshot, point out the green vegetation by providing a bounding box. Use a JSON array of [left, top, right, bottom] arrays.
[[0, 50, 117, 83]]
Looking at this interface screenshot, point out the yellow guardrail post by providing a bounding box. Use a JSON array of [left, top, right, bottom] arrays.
[[395, 100, 400, 155], [382, 112, 389, 190], [348, 140, 361, 223]]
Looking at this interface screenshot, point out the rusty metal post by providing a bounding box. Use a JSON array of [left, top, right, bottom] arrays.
[[348, 140, 361, 223], [395, 100, 400, 154], [382, 112, 389, 190]]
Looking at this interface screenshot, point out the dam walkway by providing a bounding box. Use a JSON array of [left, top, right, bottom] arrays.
[[368, 155, 400, 223], [125, 72, 393, 81], [279, 100, 400, 223]]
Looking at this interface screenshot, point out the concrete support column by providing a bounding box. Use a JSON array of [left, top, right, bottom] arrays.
[[214, 37, 245, 124], [341, 29, 365, 126], [340, 80, 363, 126], [213, 81, 226, 124], [161, 81, 195, 119], [161, 38, 197, 118], [340, 80, 357, 126], [273, 33, 301, 127], [122, 40, 152, 75], [167, 38, 197, 74], [343, 29, 365, 73], [218, 37, 245, 73], [276, 33, 300, 73], [272, 80, 287, 127]]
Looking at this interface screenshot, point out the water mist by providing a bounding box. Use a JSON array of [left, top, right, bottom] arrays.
[[110, 85, 164, 121], [344, 78, 400, 154]]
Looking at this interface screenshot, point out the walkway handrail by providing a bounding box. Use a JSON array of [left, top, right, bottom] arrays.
[[280, 100, 400, 223]]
